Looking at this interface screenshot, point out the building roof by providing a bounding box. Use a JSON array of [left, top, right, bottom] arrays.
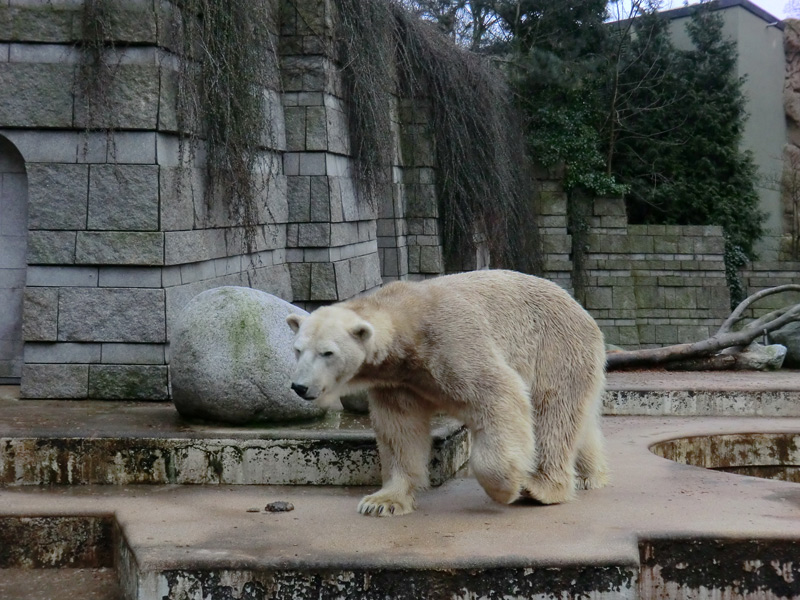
[[658, 0, 784, 30]]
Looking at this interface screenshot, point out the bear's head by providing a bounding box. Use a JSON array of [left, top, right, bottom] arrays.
[[286, 306, 374, 404]]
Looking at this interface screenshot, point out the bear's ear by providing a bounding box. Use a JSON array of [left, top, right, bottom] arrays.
[[349, 320, 374, 343], [286, 313, 306, 333]]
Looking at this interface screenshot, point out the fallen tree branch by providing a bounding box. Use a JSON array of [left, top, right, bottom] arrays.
[[607, 286, 800, 370], [716, 284, 800, 335]]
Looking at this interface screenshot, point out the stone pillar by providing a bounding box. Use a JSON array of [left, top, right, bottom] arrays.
[[376, 97, 411, 283], [534, 169, 572, 292], [396, 99, 444, 278], [583, 198, 638, 347], [280, 0, 381, 307]]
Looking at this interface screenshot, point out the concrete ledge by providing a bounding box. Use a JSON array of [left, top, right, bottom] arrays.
[[603, 371, 800, 416], [0, 399, 469, 487], [3, 376, 800, 599]]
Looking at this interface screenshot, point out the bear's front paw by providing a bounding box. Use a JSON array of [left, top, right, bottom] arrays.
[[358, 490, 415, 517], [523, 474, 575, 505], [576, 471, 609, 491]]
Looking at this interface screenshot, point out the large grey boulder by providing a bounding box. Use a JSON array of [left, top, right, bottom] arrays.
[[770, 321, 800, 367], [170, 286, 324, 424], [735, 342, 787, 371]]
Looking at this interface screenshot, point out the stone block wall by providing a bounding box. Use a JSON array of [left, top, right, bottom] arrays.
[[2, 0, 292, 398], [279, 0, 445, 304], [533, 175, 733, 348], [741, 261, 800, 321], [280, 0, 383, 308], [2, 0, 450, 398], [393, 99, 445, 280], [6, 0, 800, 399], [534, 176, 731, 348], [535, 168, 573, 292], [585, 200, 731, 347]]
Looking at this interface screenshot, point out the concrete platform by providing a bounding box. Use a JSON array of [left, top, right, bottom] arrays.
[[0, 393, 469, 487], [1, 374, 800, 599], [0, 568, 123, 600]]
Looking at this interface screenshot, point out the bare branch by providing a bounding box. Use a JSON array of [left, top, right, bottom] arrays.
[[716, 284, 800, 335]]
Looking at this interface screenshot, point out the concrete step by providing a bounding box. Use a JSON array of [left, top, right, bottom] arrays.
[[604, 370, 800, 416], [0, 400, 469, 487], [0, 568, 123, 600]]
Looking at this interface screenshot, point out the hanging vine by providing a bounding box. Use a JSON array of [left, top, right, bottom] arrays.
[[76, 0, 281, 253], [334, 0, 541, 273], [170, 0, 281, 253]]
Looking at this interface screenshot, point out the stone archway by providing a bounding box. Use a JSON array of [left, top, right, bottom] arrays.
[[0, 136, 28, 382]]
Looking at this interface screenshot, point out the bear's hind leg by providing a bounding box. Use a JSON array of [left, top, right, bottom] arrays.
[[523, 388, 582, 505], [469, 374, 536, 505], [575, 409, 610, 490], [358, 388, 433, 517]]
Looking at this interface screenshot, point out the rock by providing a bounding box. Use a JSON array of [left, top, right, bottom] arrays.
[[770, 321, 800, 367], [340, 390, 369, 413], [265, 501, 294, 512], [170, 286, 325, 424], [736, 343, 787, 371]]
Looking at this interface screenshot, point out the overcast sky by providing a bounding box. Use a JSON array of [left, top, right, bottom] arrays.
[[611, 0, 792, 20], [755, 0, 792, 18]]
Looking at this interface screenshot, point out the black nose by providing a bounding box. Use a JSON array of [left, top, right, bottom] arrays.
[[291, 383, 309, 398]]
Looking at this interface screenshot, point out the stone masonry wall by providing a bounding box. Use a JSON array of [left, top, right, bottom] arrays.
[[278, 0, 445, 310], [1, 0, 448, 399], [280, 0, 382, 308], [1, 0, 291, 399], [533, 177, 732, 349], [584, 198, 731, 348]]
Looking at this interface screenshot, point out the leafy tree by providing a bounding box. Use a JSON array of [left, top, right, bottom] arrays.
[[500, 0, 627, 196], [495, 0, 609, 58], [397, 0, 765, 301], [611, 6, 765, 303]]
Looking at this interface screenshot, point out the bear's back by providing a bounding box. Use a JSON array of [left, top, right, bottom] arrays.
[[367, 271, 602, 369]]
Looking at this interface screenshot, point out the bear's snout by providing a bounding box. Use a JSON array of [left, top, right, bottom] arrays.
[[290, 382, 313, 400]]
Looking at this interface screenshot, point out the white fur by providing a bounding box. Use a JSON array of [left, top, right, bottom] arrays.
[[287, 270, 609, 517]]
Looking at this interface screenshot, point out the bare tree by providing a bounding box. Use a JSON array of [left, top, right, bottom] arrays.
[[399, 0, 504, 50]]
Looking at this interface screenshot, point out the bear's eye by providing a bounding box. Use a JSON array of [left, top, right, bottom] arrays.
[[321, 351, 334, 358]]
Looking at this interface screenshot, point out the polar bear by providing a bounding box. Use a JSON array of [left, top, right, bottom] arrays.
[[286, 270, 608, 516]]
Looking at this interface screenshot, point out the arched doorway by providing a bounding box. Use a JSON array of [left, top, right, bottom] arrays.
[[0, 136, 28, 382]]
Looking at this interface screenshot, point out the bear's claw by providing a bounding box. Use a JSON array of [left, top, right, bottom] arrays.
[[358, 491, 415, 517], [575, 471, 610, 490], [523, 474, 575, 505]]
